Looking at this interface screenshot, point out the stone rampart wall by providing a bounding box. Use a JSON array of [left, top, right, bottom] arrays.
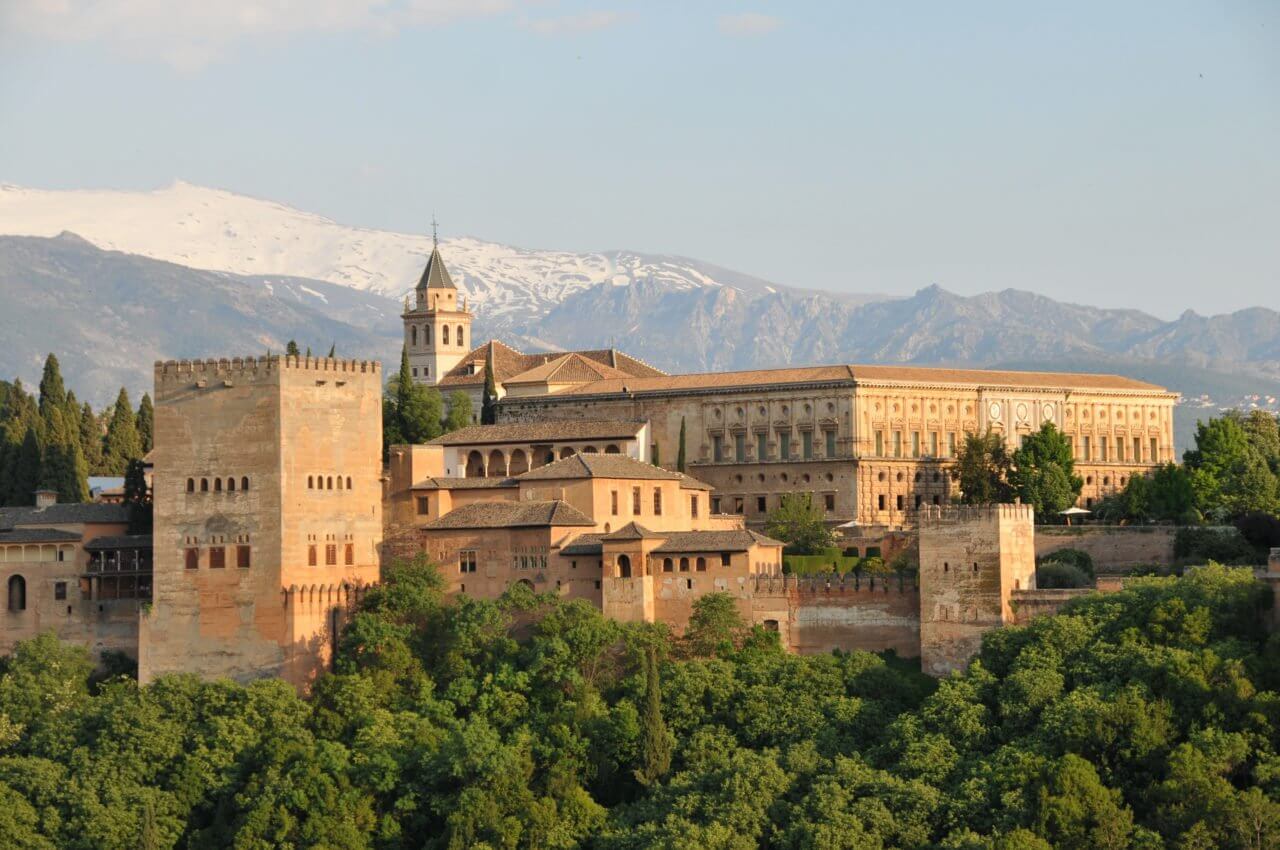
[[1035, 525, 1176, 570]]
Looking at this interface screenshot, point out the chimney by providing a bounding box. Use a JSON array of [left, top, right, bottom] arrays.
[[34, 489, 58, 509]]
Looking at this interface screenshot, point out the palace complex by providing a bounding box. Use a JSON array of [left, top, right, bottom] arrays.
[[2, 239, 1187, 689]]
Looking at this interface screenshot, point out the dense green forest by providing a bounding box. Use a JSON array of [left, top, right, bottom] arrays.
[[2, 559, 1278, 849]]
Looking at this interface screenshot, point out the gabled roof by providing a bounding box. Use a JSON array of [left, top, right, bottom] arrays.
[[0, 503, 130, 529], [411, 477, 519, 491], [515, 453, 686, 482], [437, 341, 665, 389], [651, 529, 784, 554], [505, 353, 633, 386], [601, 522, 663, 541], [558, 534, 605, 557], [422, 499, 595, 530], [416, 245, 456, 291], [428, 420, 646, 446]]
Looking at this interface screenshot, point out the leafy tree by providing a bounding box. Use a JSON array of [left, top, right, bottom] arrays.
[[1034, 754, 1134, 850], [481, 354, 497, 425], [1184, 415, 1280, 518], [764, 492, 833, 555], [634, 648, 672, 786], [135, 393, 154, 454], [953, 428, 1015, 504], [444, 390, 473, 432], [683, 592, 745, 657], [1011, 422, 1083, 519], [285, 340, 301, 356], [676, 416, 687, 473], [102, 388, 143, 475], [1148, 462, 1197, 522]]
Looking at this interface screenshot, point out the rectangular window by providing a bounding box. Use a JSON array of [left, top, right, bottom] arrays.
[[345, 543, 354, 566], [416, 496, 429, 515], [756, 496, 766, 513], [757, 432, 768, 460], [893, 431, 903, 458], [734, 496, 744, 514], [209, 546, 226, 569], [55, 581, 67, 600], [720, 552, 732, 567], [779, 431, 791, 458], [878, 494, 886, 511], [930, 432, 939, 456], [711, 496, 721, 514], [185, 548, 199, 570], [611, 490, 619, 516], [947, 432, 956, 456], [912, 432, 921, 457], [236, 545, 251, 569], [459, 550, 477, 573], [801, 431, 813, 460], [632, 486, 642, 514], [1099, 437, 1109, 462], [690, 495, 699, 518], [825, 430, 836, 457], [308, 545, 317, 567], [653, 488, 662, 516], [824, 493, 835, 511], [735, 433, 746, 461], [875, 430, 884, 456], [325, 544, 337, 566], [1134, 437, 1143, 462], [896, 495, 904, 510], [1150, 438, 1159, 463], [712, 435, 724, 462], [1082, 436, 1091, 461]]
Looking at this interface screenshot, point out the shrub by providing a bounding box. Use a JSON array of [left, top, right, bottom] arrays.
[[1234, 511, 1280, 552], [1173, 526, 1260, 565], [1036, 562, 1092, 589], [1038, 547, 1095, 578]]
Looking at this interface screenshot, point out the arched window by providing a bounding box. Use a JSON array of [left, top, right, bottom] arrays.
[[617, 554, 632, 578], [214, 478, 222, 492], [442, 325, 450, 345], [508, 449, 529, 476], [605, 444, 620, 454], [411, 325, 417, 346], [7, 575, 26, 612], [200, 478, 209, 492], [559, 447, 576, 459], [679, 557, 690, 572], [695, 557, 706, 572], [457, 325, 464, 347], [241, 477, 249, 492], [582, 445, 598, 454], [186, 478, 195, 493], [308, 475, 314, 489], [336, 476, 344, 490], [227, 477, 236, 492], [663, 558, 674, 573], [488, 449, 507, 478], [345, 476, 352, 489], [465, 451, 486, 478]]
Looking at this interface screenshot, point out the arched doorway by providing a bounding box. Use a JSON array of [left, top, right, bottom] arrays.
[[617, 554, 632, 578], [508, 449, 529, 476], [7, 575, 26, 612], [487, 449, 507, 478], [465, 451, 485, 478]]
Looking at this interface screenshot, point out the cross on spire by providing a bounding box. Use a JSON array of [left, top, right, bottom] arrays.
[[431, 214, 439, 248]]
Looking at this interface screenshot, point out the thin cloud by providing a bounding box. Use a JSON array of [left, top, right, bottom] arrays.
[[519, 10, 631, 36], [717, 12, 781, 37], [1, 0, 522, 71]]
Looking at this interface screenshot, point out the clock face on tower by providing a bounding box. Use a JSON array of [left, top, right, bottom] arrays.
[[988, 402, 1002, 420]]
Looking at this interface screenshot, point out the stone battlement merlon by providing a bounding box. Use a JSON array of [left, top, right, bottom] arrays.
[[154, 356, 381, 382], [750, 574, 919, 595], [917, 503, 1035, 527]]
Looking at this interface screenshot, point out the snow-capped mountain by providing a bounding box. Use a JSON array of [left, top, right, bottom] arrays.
[[0, 181, 865, 325]]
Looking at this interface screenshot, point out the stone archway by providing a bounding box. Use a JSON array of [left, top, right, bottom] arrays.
[[617, 554, 632, 578], [487, 449, 507, 478], [465, 450, 485, 478], [560, 447, 576, 459], [508, 448, 529, 476]]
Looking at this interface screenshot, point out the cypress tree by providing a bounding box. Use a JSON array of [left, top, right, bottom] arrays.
[[634, 647, 672, 786], [11, 425, 42, 506], [103, 388, 143, 475], [395, 346, 414, 423], [40, 406, 89, 503], [676, 417, 687, 473], [305, 346, 312, 357], [481, 355, 497, 425], [79, 402, 105, 475], [136, 393, 155, 454], [124, 458, 152, 534], [38, 353, 66, 418], [286, 340, 301, 357], [327, 343, 336, 358]]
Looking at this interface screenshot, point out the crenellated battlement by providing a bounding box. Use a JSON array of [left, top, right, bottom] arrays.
[[751, 573, 919, 595], [917, 503, 1034, 527], [154, 355, 381, 386]]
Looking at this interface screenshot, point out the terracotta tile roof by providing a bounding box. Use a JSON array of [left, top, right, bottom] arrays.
[[0, 503, 130, 528], [505, 353, 633, 386], [558, 534, 605, 557], [677, 474, 715, 491], [84, 534, 153, 550], [516, 362, 1169, 397], [0, 527, 83, 543], [651, 529, 785, 553], [411, 477, 519, 491], [515, 453, 686, 482], [422, 499, 595, 530], [601, 522, 664, 541], [438, 341, 665, 389], [428, 420, 646, 446]]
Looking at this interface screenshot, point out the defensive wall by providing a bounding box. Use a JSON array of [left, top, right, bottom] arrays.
[[1035, 524, 1177, 571]]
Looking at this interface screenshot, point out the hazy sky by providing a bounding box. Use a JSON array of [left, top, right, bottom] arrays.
[[1, 1, 1276, 318]]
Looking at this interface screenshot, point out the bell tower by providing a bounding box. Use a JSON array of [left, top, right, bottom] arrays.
[[402, 220, 472, 386]]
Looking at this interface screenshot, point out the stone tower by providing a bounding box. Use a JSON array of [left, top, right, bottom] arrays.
[[139, 355, 383, 691], [401, 235, 472, 386], [917, 503, 1036, 676]]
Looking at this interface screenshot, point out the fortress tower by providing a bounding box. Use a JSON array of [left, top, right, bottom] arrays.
[[139, 355, 383, 691], [918, 503, 1036, 676], [402, 230, 472, 387]]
